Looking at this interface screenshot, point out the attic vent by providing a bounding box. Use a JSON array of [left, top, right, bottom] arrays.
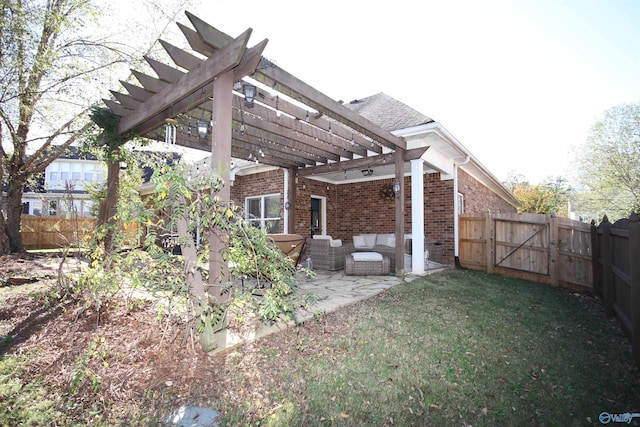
[[349, 99, 363, 104]]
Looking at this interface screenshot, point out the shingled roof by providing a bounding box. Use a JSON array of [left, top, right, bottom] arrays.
[[344, 93, 434, 132]]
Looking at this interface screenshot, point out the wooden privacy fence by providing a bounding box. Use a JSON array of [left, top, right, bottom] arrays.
[[591, 213, 640, 366], [21, 215, 97, 249], [459, 212, 592, 292], [21, 215, 139, 249]]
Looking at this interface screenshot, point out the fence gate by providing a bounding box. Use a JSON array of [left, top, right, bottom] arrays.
[[459, 212, 592, 291], [494, 218, 550, 275]]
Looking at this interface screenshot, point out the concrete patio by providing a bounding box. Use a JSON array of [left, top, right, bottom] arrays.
[[216, 262, 450, 352]]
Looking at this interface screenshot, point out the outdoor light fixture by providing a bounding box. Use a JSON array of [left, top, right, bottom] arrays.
[[196, 105, 210, 139], [393, 180, 401, 194], [243, 83, 257, 108], [197, 118, 209, 139], [361, 168, 373, 177], [164, 118, 177, 145]]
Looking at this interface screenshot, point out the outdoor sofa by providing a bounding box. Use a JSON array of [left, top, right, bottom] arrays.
[[352, 233, 413, 271]]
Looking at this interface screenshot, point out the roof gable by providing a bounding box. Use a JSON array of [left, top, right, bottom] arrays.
[[344, 93, 433, 132]]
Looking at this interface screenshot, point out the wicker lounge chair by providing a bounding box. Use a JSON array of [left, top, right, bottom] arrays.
[[308, 236, 353, 271]]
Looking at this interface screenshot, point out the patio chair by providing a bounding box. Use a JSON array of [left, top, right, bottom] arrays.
[[308, 235, 353, 271]]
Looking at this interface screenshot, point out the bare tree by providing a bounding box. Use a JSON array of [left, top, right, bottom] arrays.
[[0, 0, 192, 254]]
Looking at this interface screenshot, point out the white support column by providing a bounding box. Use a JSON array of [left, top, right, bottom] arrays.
[[411, 159, 425, 274]]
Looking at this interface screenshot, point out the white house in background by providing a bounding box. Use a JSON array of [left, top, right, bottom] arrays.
[[21, 147, 106, 217]]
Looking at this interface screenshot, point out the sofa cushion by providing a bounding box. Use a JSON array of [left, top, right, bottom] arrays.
[[353, 235, 367, 248], [363, 234, 377, 248], [313, 235, 342, 248], [351, 252, 383, 262], [375, 233, 395, 247]]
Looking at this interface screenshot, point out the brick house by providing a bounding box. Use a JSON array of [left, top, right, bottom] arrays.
[[218, 93, 519, 272]]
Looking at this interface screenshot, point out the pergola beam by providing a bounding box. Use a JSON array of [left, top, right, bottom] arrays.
[[252, 64, 406, 151], [121, 81, 153, 102], [233, 109, 347, 161], [234, 99, 366, 157], [247, 85, 382, 155], [296, 147, 428, 177], [181, 12, 404, 152], [116, 28, 252, 135]]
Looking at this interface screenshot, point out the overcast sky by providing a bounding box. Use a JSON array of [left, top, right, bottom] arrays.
[[187, 0, 640, 184]]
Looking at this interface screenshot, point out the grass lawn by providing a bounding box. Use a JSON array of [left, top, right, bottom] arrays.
[[215, 270, 639, 426], [1, 269, 639, 426]]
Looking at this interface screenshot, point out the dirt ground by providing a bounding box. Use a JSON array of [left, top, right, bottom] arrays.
[[0, 252, 335, 424]]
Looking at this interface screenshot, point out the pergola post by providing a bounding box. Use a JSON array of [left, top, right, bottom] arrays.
[[395, 149, 406, 275], [208, 71, 233, 300]]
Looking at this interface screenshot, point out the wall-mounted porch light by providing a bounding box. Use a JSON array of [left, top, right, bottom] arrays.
[[393, 179, 401, 194], [243, 83, 257, 108]]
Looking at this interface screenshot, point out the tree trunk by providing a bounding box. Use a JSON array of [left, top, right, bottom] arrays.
[[5, 175, 26, 253], [0, 211, 10, 255], [96, 154, 121, 256], [0, 152, 10, 255]]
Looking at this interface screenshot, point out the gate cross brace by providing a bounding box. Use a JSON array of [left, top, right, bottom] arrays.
[[495, 224, 549, 268]]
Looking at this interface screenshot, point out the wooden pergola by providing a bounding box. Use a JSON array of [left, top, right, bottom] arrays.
[[103, 11, 426, 285]]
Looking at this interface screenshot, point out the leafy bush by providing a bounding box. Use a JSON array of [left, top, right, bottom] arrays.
[[74, 153, 305, 350]]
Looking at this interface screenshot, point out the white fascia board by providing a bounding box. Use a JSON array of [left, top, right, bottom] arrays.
[[394, 122, 471, 161]]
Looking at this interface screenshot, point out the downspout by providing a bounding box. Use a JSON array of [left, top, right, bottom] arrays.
[[454, 156, 471, 268]]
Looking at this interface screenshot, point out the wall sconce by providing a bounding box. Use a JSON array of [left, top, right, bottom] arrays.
[[243, 83, 257, 108], [361, 167, 373, 176], [393, 180, 401, 194]]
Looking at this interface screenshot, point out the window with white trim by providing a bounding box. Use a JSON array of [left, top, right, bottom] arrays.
[[246, 194, 281, 233], [458, 192, 465, 214]]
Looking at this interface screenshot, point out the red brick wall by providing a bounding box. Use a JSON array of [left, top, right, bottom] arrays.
[[458, 169, 517, 214], [231, 169, 285, 233], [333, 177, 400, 240], [423, 173, 455, 263]]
